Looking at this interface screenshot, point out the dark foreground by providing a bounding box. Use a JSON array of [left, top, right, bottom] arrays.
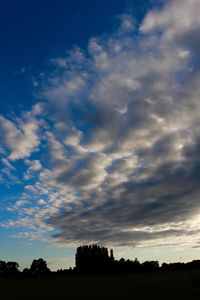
[[1, 271, 200, 300]]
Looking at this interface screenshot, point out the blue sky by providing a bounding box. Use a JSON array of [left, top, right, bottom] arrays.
[[1, 0, 200, 271]]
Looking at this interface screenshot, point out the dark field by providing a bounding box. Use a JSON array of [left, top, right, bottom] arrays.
[[1, 271, 200, 300]]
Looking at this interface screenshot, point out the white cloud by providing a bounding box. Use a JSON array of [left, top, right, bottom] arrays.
[[31, 103, 44, 116], [140, 0, 200, 41], [25, 159, 42, 171], [2, 158, 16, 170], [37, 199, 46, 205], [0, 115, 40, 160]]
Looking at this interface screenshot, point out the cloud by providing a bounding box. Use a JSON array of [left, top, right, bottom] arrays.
[[140, 0, 200, 39], [2, 158, 16, 170], [24, 159, 42, 180], [2, 0, 200, 249], [0, 114, 40, 160]]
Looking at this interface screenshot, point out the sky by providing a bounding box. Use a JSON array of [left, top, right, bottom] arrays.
[[1, 0, 200, 271]]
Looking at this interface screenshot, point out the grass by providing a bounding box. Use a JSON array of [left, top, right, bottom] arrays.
[[1, 270, 200, 299]]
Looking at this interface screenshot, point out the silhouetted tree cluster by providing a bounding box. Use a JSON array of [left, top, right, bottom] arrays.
[[75, 244, 159, 274], [24, 258, 51, 275], [113, 257, 159, 274], [75, 244, 114, 273], [2, 245, 200, 278], [0, 261, 19, 276], [0, 258, 51, 277], [161, 260, 200, 271]]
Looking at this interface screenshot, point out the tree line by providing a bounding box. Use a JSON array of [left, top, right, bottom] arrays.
[[1, 244, 200, 277]]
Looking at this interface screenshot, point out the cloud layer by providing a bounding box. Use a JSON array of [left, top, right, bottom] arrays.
[[1, 0, 200, 250]]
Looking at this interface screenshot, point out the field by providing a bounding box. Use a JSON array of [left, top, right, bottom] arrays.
[[1, 271, 200, 300]]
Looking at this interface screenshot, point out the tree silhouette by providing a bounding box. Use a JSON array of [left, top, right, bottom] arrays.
[[30, 258, 50, 275], [75, 244, 114, 273], [5, 261, 19, 275], [142, 261, 159, 272], [0, 260, 6, 275]]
